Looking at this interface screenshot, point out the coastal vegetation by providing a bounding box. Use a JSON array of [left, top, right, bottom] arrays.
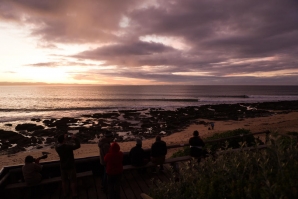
[[151, 131, 298, 199], [172, 128, 259, 157]]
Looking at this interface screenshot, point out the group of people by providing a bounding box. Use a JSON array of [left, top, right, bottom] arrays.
[[98, 131, 167, 199], [22, 134, 80, 199], [22, 130, 205, 199]]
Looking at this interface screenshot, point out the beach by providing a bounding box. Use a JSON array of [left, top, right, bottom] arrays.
[[1, 110, 297, 171], [1, 87, 298, 171]]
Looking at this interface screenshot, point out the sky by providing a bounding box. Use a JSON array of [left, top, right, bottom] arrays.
[[0, 0, 298, 85]]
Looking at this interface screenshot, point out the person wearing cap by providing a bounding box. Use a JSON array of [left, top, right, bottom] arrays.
[[55, 134, 81, 198], [189, 130, 205, 163], [151, 135, 167, 172], [104, 142, 123, 199], [129, 138, 149, 167], [98, 131, 114, 191], [22, 154, 47, 185]]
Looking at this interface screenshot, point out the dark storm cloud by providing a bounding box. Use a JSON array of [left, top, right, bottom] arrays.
[[0, 0, 139, 43], [75, 41, 184, 67], [73, 0, 298, 84], [79, 41, 176, 57], [128, 0, 298, 60], [1, 0, 298, 84]]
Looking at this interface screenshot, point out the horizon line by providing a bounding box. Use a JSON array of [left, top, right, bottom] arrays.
[[0, 82, 297, 86]]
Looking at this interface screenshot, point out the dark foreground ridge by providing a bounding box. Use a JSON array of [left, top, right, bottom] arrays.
[[1, 100, 298, 154]]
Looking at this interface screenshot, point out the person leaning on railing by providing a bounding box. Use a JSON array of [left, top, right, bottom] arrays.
[[151, 136, 167, 173], [189, 130, 205, 163], [129, 138, 149, 167]]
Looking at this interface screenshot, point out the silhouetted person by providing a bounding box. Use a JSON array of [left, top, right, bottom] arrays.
[[55, 134, 80, 198], [22, 154, 47, 185], [151, 136, 167, 172], [129, 139, 149, 167], [104, 142, 123, 199], [189, 130, 205, 163], [210, 122, 215, 130], [98, 131, 114, 191]]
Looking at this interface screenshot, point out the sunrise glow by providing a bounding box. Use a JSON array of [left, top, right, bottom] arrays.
[[0, 0, 297, 85]]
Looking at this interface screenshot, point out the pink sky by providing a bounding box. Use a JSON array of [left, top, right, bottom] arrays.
[[1, 0, 298, 85]]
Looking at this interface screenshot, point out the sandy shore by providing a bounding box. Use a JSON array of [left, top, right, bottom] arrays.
[[1, 111, 298, 171]]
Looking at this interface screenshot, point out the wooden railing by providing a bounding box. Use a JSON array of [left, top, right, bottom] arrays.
[[0, 131, 271, 188]]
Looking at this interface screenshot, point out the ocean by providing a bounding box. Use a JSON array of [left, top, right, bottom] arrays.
[[1, 85, 298, 124]]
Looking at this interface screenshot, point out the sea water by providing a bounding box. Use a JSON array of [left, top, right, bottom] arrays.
[[1, 85, 298, 123]]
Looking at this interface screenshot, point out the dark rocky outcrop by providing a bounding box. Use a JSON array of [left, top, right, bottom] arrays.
[[2, 100, 298, 154], [45, 137, 56, 144], [15, 123, 44, 132], [0, 130, 31, 151], [31, 118, 41, 122], [43, 119, 56, 127], [91, 112, 120, 119], [31, 129, 58, 137], [253, 101, 298, 110], [43, 117, 79, 129]]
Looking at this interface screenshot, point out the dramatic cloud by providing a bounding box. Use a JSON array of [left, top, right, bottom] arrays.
[[75, 41, 183, 68], [0, 0, 298, 84], [0, 0, 140, 43], [27, 61, 98, 67]]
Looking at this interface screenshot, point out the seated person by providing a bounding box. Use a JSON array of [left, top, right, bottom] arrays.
[[22, 153, 47, 185], [129, 139, 149, 167]]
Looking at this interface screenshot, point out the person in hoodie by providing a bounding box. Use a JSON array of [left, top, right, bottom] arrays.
[[104, 142, 123, 199], [98, 131, 114, 191]]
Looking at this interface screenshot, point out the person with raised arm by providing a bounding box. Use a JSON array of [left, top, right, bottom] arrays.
[[22, 153, 48, 185], [56, 134, 80, 199]]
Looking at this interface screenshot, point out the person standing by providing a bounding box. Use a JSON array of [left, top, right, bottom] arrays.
[[189, 130, 205, 163], [55, 134, 80, 198], [210, 122, 215, 130], [104, 142, 123, 199], [98, 131, 114, 191], [151, 135, 167, 172], [129, 138, 149, 167]]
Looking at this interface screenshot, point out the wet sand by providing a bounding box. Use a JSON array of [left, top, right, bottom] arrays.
[[1, 111, 298, 171]]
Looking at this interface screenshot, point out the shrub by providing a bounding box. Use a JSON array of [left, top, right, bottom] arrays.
[[172, 146, 190, 158], [204, 129, 256, 153], [151, 134, 298, 199], [172, 128, 257, 157]]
